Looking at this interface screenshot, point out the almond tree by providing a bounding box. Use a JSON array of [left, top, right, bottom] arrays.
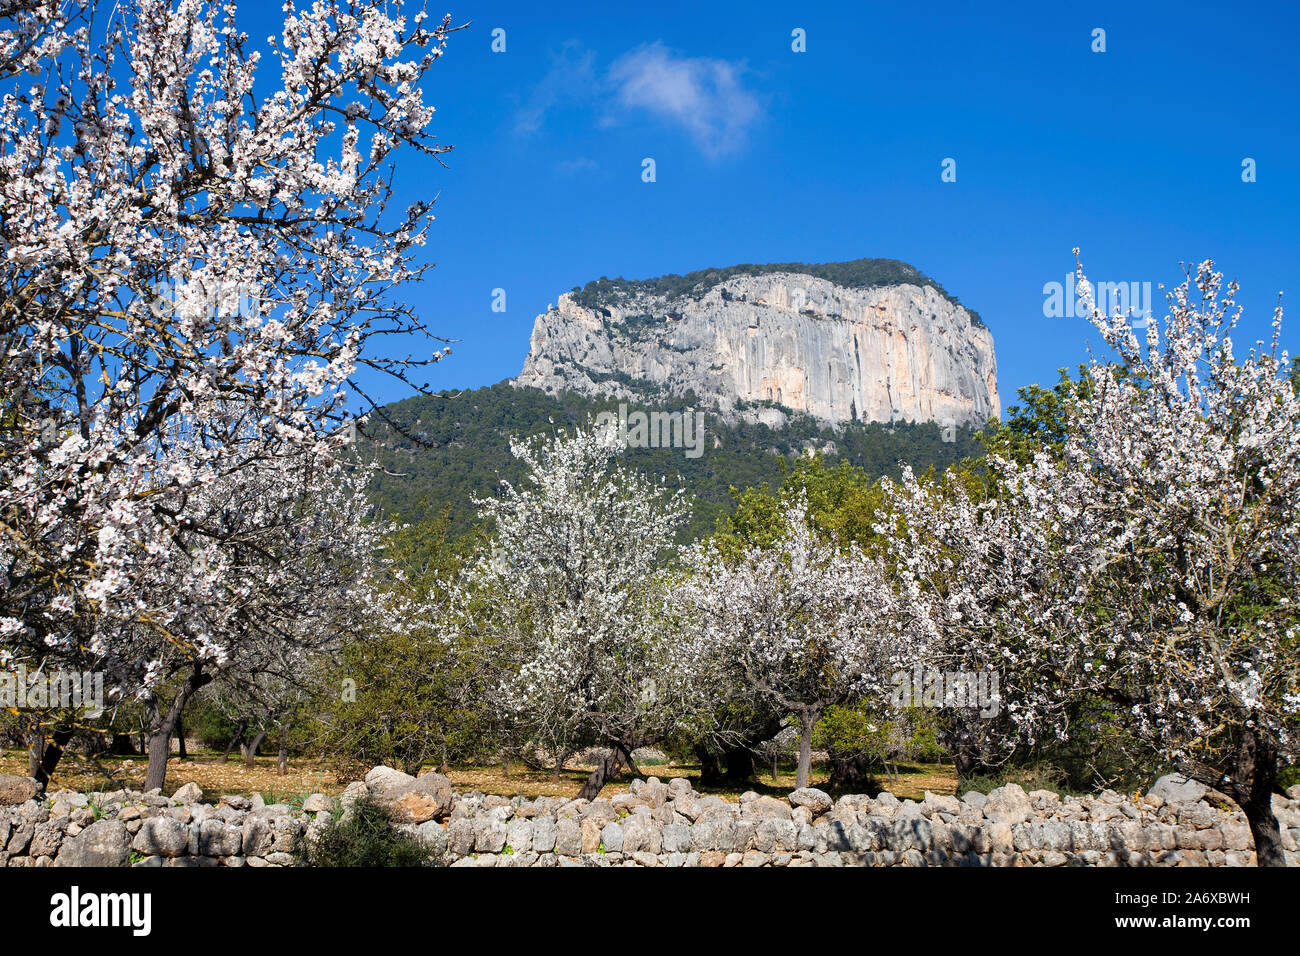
[[678, 500, 912, 789], [0, 1, 459, 786], [876, 462, 1093, 780], [885, 258, 1300, 865], [103, 449, 402, 790], [454, 426, 709, 800], [1058, 259, 1300, 865]]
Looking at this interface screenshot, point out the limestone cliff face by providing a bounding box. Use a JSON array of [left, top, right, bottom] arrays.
[[514, 268, 1000, 428]]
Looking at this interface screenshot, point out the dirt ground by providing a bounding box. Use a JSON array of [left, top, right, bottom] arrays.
[[0, 749, 958, 803]]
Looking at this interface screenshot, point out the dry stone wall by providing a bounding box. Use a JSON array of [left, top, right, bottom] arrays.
[[2, 768, 1297, 867]]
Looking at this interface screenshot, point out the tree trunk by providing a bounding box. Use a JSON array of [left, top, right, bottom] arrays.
[[796, 709, 816, 790], [724, 745, 755, 784], [1242, 786, 1285, 867], [1219, 731, 1286, 867], [277, 728, 288, 776], [244, 730, 268, 768], [947, 717, 997, 783], [144, 718, 174, 791], [577, 742, 632, 800], [111, 733, 136, 755], [28, 729, 73, 790], [221, 719, 248, 763], [27, 734, 43, 778], [143, 671, 211, 792], [695, 745, 724, 786], [176, 716, 187, 759]]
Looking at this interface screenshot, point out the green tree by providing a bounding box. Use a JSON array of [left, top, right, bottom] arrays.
[[317, 507, 496, 776]]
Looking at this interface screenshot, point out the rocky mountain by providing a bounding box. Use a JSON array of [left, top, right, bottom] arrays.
[[514, 259, 1001, 429]]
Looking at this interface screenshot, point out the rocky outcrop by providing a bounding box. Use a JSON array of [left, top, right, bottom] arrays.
[[3, 771, 1296, 867], [515, 267, 1000, 429]]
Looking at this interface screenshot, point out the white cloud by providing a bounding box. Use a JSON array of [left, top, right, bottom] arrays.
[[515, 41, 761, 161], [607, 43, 761, 159], [514, 41, 597, 135]]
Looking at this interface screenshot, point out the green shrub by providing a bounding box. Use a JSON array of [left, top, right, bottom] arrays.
[[959, 764, 1070, 797], [299, 797, 442, 868]]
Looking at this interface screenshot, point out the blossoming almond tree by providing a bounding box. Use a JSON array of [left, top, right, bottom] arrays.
[[885, 258, 1300, 865], [455, 425, 708, 800], [1055, 259, 1300, 866], [876, 461, 1094, 780], [112, 452, 402, 791], [0, 1, 459, 787], [678, 500, 913, 789]]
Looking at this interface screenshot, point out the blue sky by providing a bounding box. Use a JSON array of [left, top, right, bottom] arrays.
[[263, 0, 1300, 413]]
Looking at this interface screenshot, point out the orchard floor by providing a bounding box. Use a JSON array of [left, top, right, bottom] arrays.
[[0, 749, 959, 803]]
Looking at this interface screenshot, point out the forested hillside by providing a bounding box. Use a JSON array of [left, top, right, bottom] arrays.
[[360, 382, 986, 540]]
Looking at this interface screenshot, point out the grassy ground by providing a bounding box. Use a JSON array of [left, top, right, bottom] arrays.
[[448, 760, 959, 803], [0, 749, 346, 803], [0, 748, 958, 803]]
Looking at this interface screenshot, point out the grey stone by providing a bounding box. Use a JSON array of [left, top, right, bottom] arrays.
[[301, 793, 331, 814], [985, 784, 1031, 824], [1177, 801, 1219, 830], [617, 816, 653, 854], [506, 818, 534, 854], [171, 782, 203, 803], [531, 817, 556, 853], [1148, 774, 1208, 805], [554, 818, 582, 857], [29, 822, 64, 858], [743, 795, 793, 821], [0, 775, 40, 807], [270, 817, 303, 853], [661, 823, 690, 854], [475, 819, 508, 854], [754, 818, 798, 853], [922, 792, 961, 816], [599, 821, 623, 853], [364, 765, 417, 795], [55, 820, 131, 867], [447, 819, 475, 856], [199, 819, 243, 857], [789, 788, 833, 816], [241, 817, 273, 857], [132, 817, 189, 858]]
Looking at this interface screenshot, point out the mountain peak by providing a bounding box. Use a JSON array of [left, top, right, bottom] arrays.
[[516, 261, 1000, 429], [568, 257, 985, 329]]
